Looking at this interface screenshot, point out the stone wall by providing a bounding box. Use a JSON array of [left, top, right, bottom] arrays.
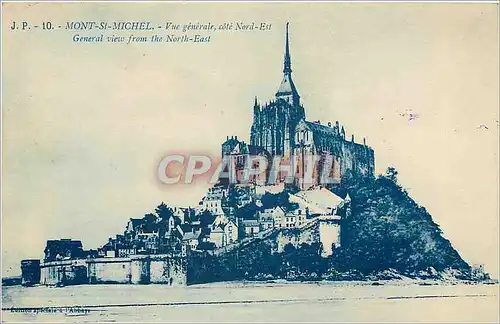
[[34, 254, 187, 286], [150, 254, 187, 285], [40, 259, 87, 286], [87, 258, 131, 284], [275, 217, 341, 256], [130, 255, 150, 284], [276, 224, 318, 253]]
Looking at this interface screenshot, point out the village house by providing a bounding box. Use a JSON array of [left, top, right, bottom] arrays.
[[207, 216, 239, 247], [211, 214, 230, 228], [209, 225, 225, 248], [242, 219, 260, 236], [224, 219, 239, 244], [182, 230, 201, 251], [201, 195, 224, 216], [259, 215, 274, 230], [258, 206, 286, 228]]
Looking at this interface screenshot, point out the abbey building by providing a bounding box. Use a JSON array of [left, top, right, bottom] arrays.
[[222, 23, 375, 189]]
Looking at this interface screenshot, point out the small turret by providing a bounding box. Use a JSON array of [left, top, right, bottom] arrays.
[[334, 121, 340, 135]]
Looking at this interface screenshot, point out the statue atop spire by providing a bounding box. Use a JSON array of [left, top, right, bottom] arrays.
[[283, 22, 292, 74], [276, 23, 300, 106]]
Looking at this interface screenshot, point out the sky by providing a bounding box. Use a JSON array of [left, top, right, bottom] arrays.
[[2, 3, 498, 278]]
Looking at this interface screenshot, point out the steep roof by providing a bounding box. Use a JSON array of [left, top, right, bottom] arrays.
[[289, 187, 344, 215], [44, 239, 84, 260], [45, 239, 83, 251], [183, 230, 201, 241], [302, 120, 372, 154], [242, 219, 259, 227], [275, 23, 300, 101], [304, 121, 338, 137], [276, 73, 299, 99], [211, 225, 225, 233], [128, 218, 144, 228]]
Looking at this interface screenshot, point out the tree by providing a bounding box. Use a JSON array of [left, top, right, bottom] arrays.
[[261, 191, 298, 211], [327, 169, 470, 276], [235, 202, 260, 220], [197, 241, 216, 251], [155, 202, 174, 220], [384, 167, 399, 183], [200, 210, 216, 227]]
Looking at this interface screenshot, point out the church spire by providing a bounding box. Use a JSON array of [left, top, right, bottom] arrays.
[[275, 23, 300, 106], [283, 22, 292, 74]]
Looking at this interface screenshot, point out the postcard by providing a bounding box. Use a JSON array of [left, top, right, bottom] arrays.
[[1, 2, 499, 323]]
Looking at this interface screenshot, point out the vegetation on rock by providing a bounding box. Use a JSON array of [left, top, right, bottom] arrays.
[[188, 168, 480, 283]]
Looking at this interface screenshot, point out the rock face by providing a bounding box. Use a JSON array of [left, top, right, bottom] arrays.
[[329, 170, 471, 276], [187, 170, 477, 284]]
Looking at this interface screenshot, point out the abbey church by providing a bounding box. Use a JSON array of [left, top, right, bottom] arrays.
[[222, 24, 375, 189]]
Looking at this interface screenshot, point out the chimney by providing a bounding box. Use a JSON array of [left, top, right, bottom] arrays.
[[351, 134, 355, 142], [235, 136, 238, 141], [363, 137, 366, 145], [328, 122, 332, 127], [226, 135, 229, 140]]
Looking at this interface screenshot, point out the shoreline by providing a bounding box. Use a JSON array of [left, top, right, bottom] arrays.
[[3, 277, 498, 289]]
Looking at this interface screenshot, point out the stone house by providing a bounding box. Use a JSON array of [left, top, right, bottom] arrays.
[[258, 206, 286, 228], [242, 219, 260, 236], [209, 225, 225, 248]]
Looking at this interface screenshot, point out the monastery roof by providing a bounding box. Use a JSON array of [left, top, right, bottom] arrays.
[[304, 121, 339, 137], [223, 139, 269, 156], [303, 120, 372, 152]]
